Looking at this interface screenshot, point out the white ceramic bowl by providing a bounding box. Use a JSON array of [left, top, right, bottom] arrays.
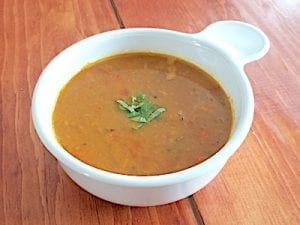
[[32, 20, 269, 206]]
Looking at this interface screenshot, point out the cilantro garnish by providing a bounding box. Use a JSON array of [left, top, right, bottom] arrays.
[[116, 92, 166, 129]]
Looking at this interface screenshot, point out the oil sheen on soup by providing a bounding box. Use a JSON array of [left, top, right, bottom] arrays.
[[53, 53, 233, 176]]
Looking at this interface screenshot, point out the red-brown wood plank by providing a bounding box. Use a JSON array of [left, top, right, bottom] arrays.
[[0, 0, 204, 225], [0, 0, 199, 224], [114, 0, 300, 224]]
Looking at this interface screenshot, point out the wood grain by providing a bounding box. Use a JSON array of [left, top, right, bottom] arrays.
[[114, 0, 300, 224], [1, 0, 299, 224]]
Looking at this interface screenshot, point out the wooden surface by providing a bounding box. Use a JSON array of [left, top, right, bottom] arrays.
[[0, 0, 299, 224]]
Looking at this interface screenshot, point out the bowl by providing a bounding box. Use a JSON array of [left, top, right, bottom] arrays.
[[32, 20, 270, 206]]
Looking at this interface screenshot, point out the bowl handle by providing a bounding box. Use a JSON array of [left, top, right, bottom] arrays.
[[194, 20, 270, 65]]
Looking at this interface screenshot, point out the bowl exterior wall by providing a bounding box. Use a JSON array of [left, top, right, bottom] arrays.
[[60, 162, 225, 206]]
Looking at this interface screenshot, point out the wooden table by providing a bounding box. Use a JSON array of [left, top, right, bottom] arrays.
[[1, 0, 299, 224]]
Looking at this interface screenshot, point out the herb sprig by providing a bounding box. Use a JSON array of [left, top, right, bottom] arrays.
[[116, 92, 166, 129]]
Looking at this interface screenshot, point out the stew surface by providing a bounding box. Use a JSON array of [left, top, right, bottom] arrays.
[[53, 53, 232, 175]]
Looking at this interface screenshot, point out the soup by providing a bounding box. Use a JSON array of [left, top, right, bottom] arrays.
[[53, 53, 232, 176]]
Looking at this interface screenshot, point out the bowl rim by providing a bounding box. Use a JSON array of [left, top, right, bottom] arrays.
[[31, 27, 254, 187]]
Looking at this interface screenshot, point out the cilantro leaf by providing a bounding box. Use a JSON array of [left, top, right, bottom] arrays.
[[148, 108, 166, 122]]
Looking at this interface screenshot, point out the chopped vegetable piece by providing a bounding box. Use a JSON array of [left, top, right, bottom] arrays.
[[131, 116, 147, 123], [148, 108, 166, 122], [127, 111, 140, 118], [116, 100, 135, 112], [133, 123, 144, 130]]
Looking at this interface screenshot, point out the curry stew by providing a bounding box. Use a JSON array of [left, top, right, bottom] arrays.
[[53, 53, 232, 175]]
